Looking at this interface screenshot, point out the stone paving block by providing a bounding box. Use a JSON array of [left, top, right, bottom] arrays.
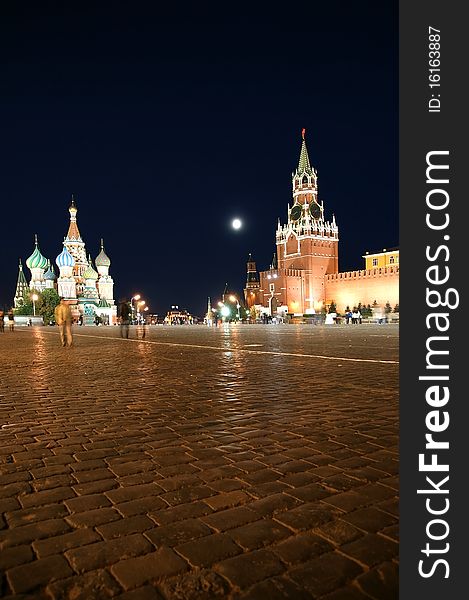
[[356, 560, 398, 600], [157, 568, 230, 599], [215, 548, 285, 589], [106, 483, 165, 505], [18, 486, 76, 508], [288, 551, 363, 597], [248, 481, 292, 499], [341, 533, 398, 567], [285, 483, 330, 503], [97, 515, 155, 539], [64, 493, 112, 513], [176, 532, 242, 567], [314, 519, 363, 546], [71, 459, 108, 472], [145, 517, 211, 547], [273, 532, 333, 564], [111, 547, 188, 590], [0, 497, 21, 513], [65, 533, 153, 573], [73, 479, 119, 495], [0, 482, 32, 499], [0, 544, 34, 570], [45, 568, 122, 599], [117, 472, 160, 487], [203, 490, 251, 511], [32, 474, 76, 491], [0, 471, 31, 486], [201, 505, 260, 532], [33, 527, 101, 557], [30, 465, 71, 479], [115, 586, 164, 599], [6, 554, 73, 594], [233, 576, 314, 600], [72, 467, 116, 483], [117, 496, 168, 518], [341, 507, 397, 533], [5, 503, 69, 528], [65, 506, 121, 528], [321, 584, 374, 599], [321, 491, 371, 512], [207, 478, 248, 493], [237, 515, 298, 550], [161, 485, 216, 506], [0, 518, 71, 549], [274, 502, 339, 532], [248, 493, 301, 517]]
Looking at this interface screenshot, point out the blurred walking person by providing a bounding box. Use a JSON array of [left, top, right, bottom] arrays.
[[54, 298, 73, 347], [7, 309, 15, 331], [0, 309, 4, 333], [119, 298, 131, 338]]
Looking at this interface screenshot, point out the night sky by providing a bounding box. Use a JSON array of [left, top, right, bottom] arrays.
[[1, 4, 398, 317]]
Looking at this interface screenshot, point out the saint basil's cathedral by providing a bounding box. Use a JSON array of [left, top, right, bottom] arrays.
[[244, 131, 399, 316], [14, 198, 117, 325]]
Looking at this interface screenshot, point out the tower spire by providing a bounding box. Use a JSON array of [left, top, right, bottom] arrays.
[[297, 128, 311, 174], [14, 258, 29, 308]]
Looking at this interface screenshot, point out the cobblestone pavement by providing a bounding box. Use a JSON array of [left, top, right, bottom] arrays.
[[0, 324, 399, 599]]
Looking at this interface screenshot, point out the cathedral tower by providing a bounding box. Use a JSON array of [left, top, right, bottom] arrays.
[[63, 195, 88, 296]]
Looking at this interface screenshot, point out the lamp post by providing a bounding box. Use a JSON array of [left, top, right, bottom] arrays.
[[31, 293, 38, 317], [131, 294, 140, 324], [137, 300, 145, 324]]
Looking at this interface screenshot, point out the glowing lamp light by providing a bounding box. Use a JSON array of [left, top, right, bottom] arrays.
[[228, 295, 236, 303], [221, 306, 230, 317], [232, 218, 242, 230]]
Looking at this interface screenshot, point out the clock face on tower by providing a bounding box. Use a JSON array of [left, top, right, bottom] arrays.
[[309, 202, 321, 219], [290, 205, 302, 221]]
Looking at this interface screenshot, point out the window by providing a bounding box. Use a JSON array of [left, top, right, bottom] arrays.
[[372, 258, 378, 266], [389, 256, 395, 264], [269, 283, 275, 292]]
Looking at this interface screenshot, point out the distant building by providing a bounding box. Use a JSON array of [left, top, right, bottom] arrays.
[[15, 196, 117, 324], [244, 131, 399, 315]]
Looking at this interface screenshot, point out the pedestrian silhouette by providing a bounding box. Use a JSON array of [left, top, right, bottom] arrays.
[[119, 299, 131, 338], [0, 309, 4, 333], [7, 309, 14, 332], [54, 298, 73, 347]]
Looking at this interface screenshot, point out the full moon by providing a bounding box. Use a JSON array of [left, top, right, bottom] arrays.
[[232, 218, 242, 230]]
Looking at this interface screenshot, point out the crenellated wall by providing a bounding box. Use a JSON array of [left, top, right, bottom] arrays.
[[325, 266, 399, 311]]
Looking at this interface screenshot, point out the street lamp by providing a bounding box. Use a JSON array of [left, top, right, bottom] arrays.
[[31, 293, 38, 317], [131, 294, 140, 324], [137, 300, 145, 324]]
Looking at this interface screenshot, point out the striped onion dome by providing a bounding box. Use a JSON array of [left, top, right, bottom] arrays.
[[95, 238, 111, 267], [43, 261, 57, 281], [26, 235, 48, 270], [56, 245, 75, 268], [83, 257, 99, 280], [98, 297, 111, 308]]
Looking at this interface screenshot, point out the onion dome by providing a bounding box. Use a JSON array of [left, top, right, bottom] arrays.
[[83, 255, 99, 280], [26, 235, 48, 270], [44, 261, 57, 281], [95, 238, 111, 267], [97, 297, 111, 309], [56, 245, 75, 268]]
